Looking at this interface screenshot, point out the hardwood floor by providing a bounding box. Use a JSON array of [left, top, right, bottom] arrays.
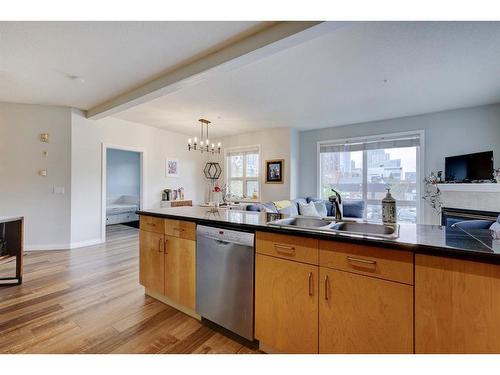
[[0, 225, 259, 354]]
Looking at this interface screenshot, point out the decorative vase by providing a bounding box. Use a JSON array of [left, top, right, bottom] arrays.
[[382, 188, 397, 224]]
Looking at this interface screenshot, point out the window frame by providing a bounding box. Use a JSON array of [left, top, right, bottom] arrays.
[[317, 130, 425, 223], [224, 145, 261, 201]]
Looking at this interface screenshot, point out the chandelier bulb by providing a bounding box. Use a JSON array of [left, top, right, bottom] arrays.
[[188, 119, 221, 154]]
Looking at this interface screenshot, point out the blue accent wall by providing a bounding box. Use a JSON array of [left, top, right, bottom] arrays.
[[299, 103, 500, 198], [106, 149, 140, 198]]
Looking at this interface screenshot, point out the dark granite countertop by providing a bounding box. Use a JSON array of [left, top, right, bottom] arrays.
[[137, 207, 500, 263]]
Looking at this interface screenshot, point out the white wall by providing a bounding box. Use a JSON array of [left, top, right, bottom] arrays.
[[299, 103, 500, 224], [290, 128, 300, 200], [216, 127, 298, 202], [0, 103, 206, 249], [0, 102, 72, 249], [106, 148, 141, 199], [71, 110, 205, 245]]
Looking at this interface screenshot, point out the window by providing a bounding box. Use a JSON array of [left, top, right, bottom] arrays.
[[319, 133, 421, 223], [226, 147, 260, 199]]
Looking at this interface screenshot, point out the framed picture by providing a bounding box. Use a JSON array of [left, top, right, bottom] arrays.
[[166, 158, 179, 177], [265, 159, 284, 184]]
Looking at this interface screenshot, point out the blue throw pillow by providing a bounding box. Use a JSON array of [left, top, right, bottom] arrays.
[[343, 200, 365, 219]]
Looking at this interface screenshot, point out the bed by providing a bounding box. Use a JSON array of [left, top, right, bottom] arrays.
[[106, 195, 139, 225]]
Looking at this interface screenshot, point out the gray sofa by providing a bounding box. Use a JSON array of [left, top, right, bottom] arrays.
[[246, 197, 365, 219]]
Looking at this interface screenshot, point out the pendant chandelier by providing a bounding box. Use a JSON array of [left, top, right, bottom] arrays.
[[187, 118, 221, 154]]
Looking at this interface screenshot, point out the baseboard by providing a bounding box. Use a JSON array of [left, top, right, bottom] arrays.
[[25, 238, 103, 251], [70, 238, 103, 249], [145, 288, 201, 320], [25, 244, 70, 251], [258, 342, 281, 354]]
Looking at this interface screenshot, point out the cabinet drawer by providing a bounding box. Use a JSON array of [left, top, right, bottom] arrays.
[[165, 219, 196, 240], [256, 232, 319, 265], [140, 215, 164, 234], [319, 240, 413, 285]]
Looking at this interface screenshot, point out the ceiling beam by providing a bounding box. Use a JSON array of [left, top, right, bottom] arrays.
[[86, 21, 332, 119]]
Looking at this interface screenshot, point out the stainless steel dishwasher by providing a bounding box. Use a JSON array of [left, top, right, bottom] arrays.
[[196, 225, 255, 340]]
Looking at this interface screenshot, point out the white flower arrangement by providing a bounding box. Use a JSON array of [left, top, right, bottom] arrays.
[[422, 172, 443, 214], [493, 168, 500, 183]]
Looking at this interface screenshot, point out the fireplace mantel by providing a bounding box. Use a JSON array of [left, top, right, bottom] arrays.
[[437, 183, 500, 193]]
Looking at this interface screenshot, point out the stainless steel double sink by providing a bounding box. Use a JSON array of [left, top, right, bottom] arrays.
[[267, 217, 400, 239]]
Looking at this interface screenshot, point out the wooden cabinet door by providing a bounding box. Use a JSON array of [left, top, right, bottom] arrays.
[[319, 267, 413, 353], [415, 255, 500, 353], [255, 254, 318, 353], [164, 235, 196, 310], [139, 230, 164, 294]]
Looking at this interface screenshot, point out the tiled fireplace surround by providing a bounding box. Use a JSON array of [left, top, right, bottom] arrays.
[[438, 184, 500, 226]]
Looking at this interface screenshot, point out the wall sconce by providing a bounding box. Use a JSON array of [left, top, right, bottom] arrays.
[[40, 133, 49, 143]]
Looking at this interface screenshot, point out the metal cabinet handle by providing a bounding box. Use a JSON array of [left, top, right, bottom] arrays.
[[308, 272, 313, 296], [158, 238, 163, 253], [164, 239, 168, 254], [346, 256, 377, 266], [274, 244, 296, 256], [324, 275, 330, 300]]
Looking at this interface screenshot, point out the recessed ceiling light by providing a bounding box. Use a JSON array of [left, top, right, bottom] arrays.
[[67, 74, 85, 83], [383, 79, 388, 83]]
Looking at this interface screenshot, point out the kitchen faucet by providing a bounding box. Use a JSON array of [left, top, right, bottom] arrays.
[[328, 188, 343, 221]]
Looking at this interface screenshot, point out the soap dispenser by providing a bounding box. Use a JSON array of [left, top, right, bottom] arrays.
[[382, 187, 396, 224]]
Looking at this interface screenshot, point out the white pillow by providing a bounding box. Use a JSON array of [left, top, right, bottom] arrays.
[[299, 202, 320, 217], [313, 201, 328, 217], [490, 222, 500, 239]]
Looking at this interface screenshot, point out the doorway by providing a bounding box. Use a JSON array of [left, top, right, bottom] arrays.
[[101, 144, 146, 243]]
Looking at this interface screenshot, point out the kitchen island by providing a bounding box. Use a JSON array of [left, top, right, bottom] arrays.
[[137, 206, 500, 354]]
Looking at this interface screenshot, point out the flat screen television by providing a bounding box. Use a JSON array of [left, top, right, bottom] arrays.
[[445, 151, 494, 182]]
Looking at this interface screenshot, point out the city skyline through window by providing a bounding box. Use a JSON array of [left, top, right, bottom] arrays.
[[319, 141, 419, 223]]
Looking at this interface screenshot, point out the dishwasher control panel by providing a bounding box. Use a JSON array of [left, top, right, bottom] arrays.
[[197, 225, 254, 247]]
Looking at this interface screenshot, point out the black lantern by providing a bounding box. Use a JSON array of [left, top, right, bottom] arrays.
[[203, 162, 222, 180]]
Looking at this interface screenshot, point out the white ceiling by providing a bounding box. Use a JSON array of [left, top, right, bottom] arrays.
[[113, 21, 500, 138], [0, 21, 263, 108]]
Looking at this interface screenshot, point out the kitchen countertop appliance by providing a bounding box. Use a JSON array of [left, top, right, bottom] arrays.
[[196, 225, 255, 340]]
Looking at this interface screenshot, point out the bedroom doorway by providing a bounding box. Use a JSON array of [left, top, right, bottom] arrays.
[[101, 144, 146, 243]]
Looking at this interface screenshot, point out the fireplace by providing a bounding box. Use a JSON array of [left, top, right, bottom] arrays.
[[441, 207, 499, 228]]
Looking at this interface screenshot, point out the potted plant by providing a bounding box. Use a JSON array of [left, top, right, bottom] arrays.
[[422, 172, 443, 214]]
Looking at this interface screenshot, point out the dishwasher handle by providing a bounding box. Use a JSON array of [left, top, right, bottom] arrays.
[[198, 234, 231, 244]]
